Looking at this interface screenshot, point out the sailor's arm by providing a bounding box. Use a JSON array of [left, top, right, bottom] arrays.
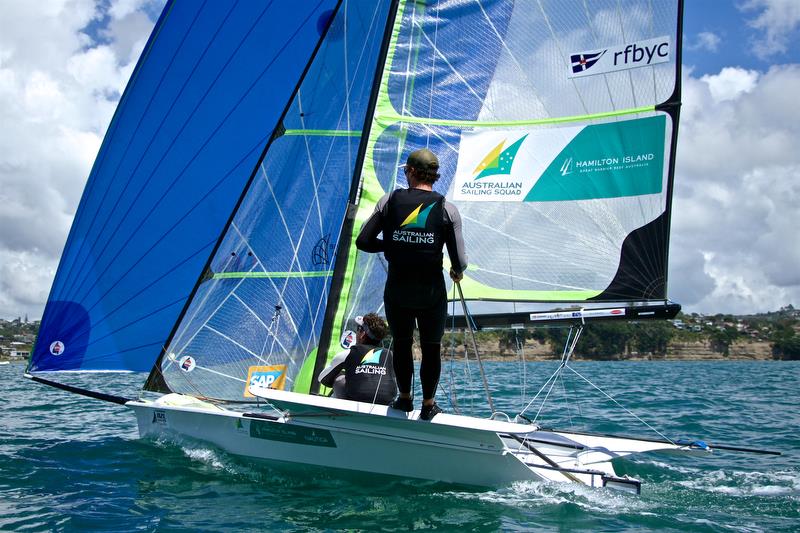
[[318, 350, 349, 388], [443, 200, 468, 280], [355, 194, 390, 253]]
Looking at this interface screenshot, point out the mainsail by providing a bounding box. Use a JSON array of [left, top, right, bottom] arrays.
[[29, 0, 683, 402], [317, 0, 683, 378]]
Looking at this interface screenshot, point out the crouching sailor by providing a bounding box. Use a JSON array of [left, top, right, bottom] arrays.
[[318, 313, 397, 405]]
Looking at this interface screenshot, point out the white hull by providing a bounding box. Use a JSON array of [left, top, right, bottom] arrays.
[[128, 391, 691, 490]]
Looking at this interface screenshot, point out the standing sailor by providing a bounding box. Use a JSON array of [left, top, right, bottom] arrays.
[[356, 148, 467, 420]]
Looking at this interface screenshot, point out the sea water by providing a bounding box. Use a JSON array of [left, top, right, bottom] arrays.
[[1, 361, 798, 531]]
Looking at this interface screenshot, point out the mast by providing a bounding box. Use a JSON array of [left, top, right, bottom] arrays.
[[309, 0, 401, 394], [656, 0, 685, 301], [143, 1, 346, 393]]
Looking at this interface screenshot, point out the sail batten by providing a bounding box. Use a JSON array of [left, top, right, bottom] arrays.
[[377, 105, 657, 127]]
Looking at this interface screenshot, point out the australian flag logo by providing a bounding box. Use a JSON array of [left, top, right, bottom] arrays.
[[571, 50, 606, 73]]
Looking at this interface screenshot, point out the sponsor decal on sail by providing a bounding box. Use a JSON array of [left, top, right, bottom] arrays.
[[568, 36, 671, 78], [454, 116, 666, 202], [244, 365, 287, 397], [179, 355, 196, 372], [49, 341, 65, 356], [340, 329, 356, 349]]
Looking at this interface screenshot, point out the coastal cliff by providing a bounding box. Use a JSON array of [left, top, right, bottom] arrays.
[[421, 338, 776, 361]]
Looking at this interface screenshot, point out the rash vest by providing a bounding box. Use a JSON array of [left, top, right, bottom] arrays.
[[343, 343, 396, 404], [383, 189, 446, 271]]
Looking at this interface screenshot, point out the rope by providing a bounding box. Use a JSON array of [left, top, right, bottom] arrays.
[[565, 364, 675, 444]]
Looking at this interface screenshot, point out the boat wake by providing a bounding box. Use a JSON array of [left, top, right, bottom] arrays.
[[449, 479, 654, 514], [676, 468, 800, 497]]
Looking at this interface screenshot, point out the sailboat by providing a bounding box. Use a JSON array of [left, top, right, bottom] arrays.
[[26, 0, 776, 491]]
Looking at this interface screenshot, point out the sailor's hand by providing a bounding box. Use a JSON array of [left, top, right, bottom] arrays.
[[449, 268, 463, 282]]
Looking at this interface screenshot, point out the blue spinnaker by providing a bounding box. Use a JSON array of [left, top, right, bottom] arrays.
[[30, 1, 340, 372]]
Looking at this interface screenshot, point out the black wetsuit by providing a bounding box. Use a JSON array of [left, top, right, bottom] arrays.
[[318, 343, 396, 404], [356, 188, 467, 400]]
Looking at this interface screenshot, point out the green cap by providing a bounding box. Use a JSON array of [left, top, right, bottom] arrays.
[[406, 148, 439, 174]]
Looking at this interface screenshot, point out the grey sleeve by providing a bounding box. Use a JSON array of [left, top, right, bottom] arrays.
[[443, 200, 468, 273], [355, 193, 391, 253], [318, 350, 349, 388]]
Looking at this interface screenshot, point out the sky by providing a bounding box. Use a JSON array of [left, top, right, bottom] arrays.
[[0, 0, 798, 320]]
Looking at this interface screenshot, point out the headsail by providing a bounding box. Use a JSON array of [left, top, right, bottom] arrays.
[[29, 1, 342, 373], [142, 2, 396, 399], [317, 0, 683, 371]]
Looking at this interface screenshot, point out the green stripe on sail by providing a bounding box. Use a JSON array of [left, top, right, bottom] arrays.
[[456, 272, 601, 301], [293, 347, 318, 393], [213, 271, 333, 280], [376, 105, 657, 128], [283, 129, 361, 137]]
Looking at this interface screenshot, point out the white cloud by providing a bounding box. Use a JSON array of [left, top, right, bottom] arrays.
[[670, 65, 800, 314], [742, 0, 800, 58], [0, 249, 56, 321], [700, 67, 759, 102], [0, 1, 158, 319], [687, 31, 722, 53]]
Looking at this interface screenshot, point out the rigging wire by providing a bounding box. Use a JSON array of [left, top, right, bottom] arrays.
[[566, 364, 675, 444], [440, 282, 461, 414], [456, 281, 495, 414]]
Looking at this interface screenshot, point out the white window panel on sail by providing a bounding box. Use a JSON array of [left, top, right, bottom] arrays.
[[228, 216, 310, 354], [174, 266, 296, 371], [472, 0, 678, 120], [163, 230, 305, 393], [295, 93, 328, 235], [257, 164, 325, 350], [163, 253, 243, 367], [347, 253, 388, 325], [229, 293, 291, 362], [476, 4, 552, 121]]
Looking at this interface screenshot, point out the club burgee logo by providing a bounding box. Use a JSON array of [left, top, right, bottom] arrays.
[[570, 50, 606, 74]]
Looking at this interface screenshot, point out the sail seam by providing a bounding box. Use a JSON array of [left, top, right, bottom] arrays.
[[62, 2, 273, 305]]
